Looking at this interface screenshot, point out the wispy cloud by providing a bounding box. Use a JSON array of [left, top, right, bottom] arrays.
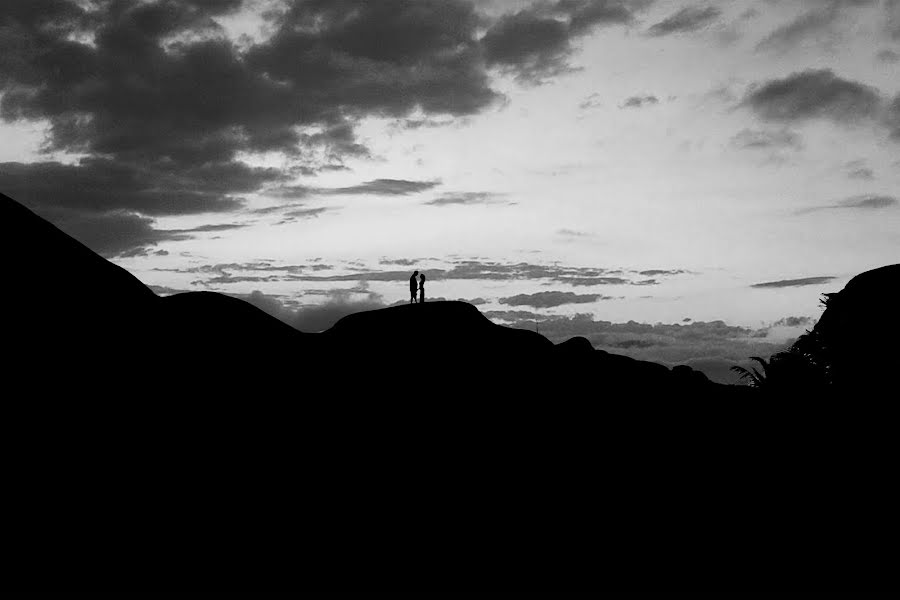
[[579, 93, 603, 110], [328, 179, 441, 196], [796, 194, 898, 214], [843, 160, 875, 180], [557, 228, 595, 238], [730, 128, 803, 151], [620, 94, 659, 109], [878, 48, 900, 63], [424, 192, 511, 207], [499, 291, 615, 308], [751, 276, 836, 289], [647, 5, 721, 37]]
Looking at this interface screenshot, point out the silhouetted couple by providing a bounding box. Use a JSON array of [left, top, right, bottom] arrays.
[[409, 271, 426, 303]]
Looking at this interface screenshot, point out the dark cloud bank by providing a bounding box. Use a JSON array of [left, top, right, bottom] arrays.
[[0, 0, 654, 256], [741, 68, 900, 140], [481, 0, 651, 83]]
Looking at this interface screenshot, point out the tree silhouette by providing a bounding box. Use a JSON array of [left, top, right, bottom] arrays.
[[731, 356, 769, 387], [734, 295, 834, 390]]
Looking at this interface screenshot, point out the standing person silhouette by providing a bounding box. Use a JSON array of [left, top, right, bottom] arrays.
[[419, 273, 426, 304], [409, 271, 419, 303]]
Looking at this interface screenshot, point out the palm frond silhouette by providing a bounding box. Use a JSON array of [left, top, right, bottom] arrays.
[[731, 356, 769, 387]]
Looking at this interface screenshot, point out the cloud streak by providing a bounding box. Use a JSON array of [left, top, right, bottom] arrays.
[[424, 192, 510, 207], [647, 5, 721, 37], [499, 291, 615, 308], [730, 128, 803, 151], [751, 277, 837, 289], [796, 194, 898, 214], [754, 1, 871, 54], [326, 179, 441, 196]]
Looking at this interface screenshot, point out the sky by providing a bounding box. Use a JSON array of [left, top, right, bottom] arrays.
[[2, 0, 899, 383]]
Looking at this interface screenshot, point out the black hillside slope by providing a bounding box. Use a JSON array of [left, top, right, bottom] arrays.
[[2, 191, 892, 590]]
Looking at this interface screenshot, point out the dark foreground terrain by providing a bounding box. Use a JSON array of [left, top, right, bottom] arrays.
[[3, 192, 893, 591]]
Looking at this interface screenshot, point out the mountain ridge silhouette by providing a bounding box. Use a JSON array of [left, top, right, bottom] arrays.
[[2, 191, 891, 591], [3, 190, 731, 398]]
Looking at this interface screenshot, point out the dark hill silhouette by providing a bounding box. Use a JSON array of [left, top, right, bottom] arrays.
[[750, 264, 900, 392], [3, 190, 723, 397], [1, 191, 891, 591], [807, 264, 900, 390]]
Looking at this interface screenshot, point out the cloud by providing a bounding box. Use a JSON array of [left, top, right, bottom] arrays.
[[557, 228, 594, 238], [754, 1, 875, 54], [646, 5, 721, 37], [877, 49, 900, 62], [887, 0, 900, 39], [843, 160, 875, 180], [0, 0, 513, 241], [246, 0, 500, 117], [637, 269, 689, 277], [715, 6, 761, 45], [836, 195, 897, 209], [886, 94, 900, 139], [481, 0, 648, 83], [262, 179, 441, 200], [560, 0, 640, 35], [162, 257, 692, 289], [481, 9, 574, 83], [730, 128, 803, 151], [751, 277, 837, 289], [379, 258, 421, 267], [278, 207, 333, 223], [796, 194, 898, 214], [499, 291, 614, 308], [424, 192, 509, 206], [328, 179, 441, 196], [0, 158, 268, 256], [771, 316, 815, 328], [846, 167, 875, 180], [36, 207, 192, 258], [620, 94, 659, 109], [168, 223, 249, 233], [742, 69, 882, 125], [579, 93, 603, 110], [0, 160, 255, 216]]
